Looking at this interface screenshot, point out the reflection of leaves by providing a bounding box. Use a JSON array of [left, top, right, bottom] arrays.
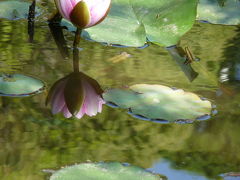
[[197, 0, 240, 25], [163, 108, 240, 179], [219, 26, 240, 85], [103, 84, 213, 122], [61, 0, 198, 47], [50, 162, 164, 180], [0, 20, 32, 73], [0, 97, 193, 179]]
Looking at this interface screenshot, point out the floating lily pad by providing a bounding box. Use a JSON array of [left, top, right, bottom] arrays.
[[219, 172, 240, 180], [103, 84, 214, 123], [0, 1, 41, 20], [197, 0, 240, 25], [50, 162, 165, 180], [131, 0, 198, 47], [61, 0, 198, 47], [0, 74, 45, 97]]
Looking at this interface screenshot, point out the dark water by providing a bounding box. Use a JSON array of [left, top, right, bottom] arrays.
[[1, 1, 240, 180]]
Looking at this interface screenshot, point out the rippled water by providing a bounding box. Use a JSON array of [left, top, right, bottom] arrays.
[[1, 1, 240, 180]]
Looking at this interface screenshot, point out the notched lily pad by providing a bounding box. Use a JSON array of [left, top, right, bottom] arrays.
[[49, 162, 166, 180], [0, 1, 41, 20], [197, 0, 240, 25], [0, 74, 45, 97], [103, 84, 215, 123]]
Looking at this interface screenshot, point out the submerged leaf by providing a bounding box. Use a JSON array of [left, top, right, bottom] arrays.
[[0, 74, 45, 97], [103, 84, 214, 123], [0, 1, 41, 20], [197, 0, 240, 25], [50, 162, 165, 180]]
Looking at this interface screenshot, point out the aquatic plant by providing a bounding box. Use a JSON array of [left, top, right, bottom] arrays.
[[49, 162, 165, 180], [46, 72, 104, 118], [54, 0, 111, 28]]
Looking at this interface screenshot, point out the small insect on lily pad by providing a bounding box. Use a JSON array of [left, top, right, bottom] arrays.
[[0, 1, 41, 20], [103, 84, 215, 123], [49, 162, 166, 180], [0, 74, 45, 97]]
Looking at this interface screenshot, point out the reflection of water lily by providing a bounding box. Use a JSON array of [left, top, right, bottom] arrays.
[[54, 0, 111, 28], [46, 72, 104, 118]]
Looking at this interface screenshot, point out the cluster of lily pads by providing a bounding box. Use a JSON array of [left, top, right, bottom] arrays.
[[0, 0, 240, 179], [0, 0, 239, 47]]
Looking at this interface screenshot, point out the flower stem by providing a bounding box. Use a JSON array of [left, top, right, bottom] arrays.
[[28, 0, 36, 43], [73, 28, 82, 72], [48, 20, 69, 60], [48, 11, 62, 23]]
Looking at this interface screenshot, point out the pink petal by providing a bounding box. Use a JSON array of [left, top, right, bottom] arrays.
[[62, 105, 72, 118], [97, 97, 105, 113], [51, 80, 67, 114], [82, 82, 100, 116], [75, 103, 86, 119], [58, 0, 81, 20], [84, 0, 111, 27]]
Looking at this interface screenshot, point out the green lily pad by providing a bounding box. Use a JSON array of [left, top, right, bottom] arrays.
[[61, 0, 146, 47], [0, 1, 41, 20], [61, 0, 198, 47], [103, 84, 214, 123], [0, 74, 45, 97], [50, 162, 165, 180], [197, 0, 240, 25], [131, 0, 198, 46]]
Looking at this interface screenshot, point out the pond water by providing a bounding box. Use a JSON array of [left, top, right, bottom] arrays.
[[1, 0, 240, 180]]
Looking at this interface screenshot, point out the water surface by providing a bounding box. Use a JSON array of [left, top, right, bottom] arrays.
[[0, 1, 240, 179]]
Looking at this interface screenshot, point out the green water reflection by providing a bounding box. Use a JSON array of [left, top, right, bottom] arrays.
[[1, 3, 240, 180]]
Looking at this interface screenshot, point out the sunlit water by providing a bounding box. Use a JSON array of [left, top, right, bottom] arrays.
[[1, 1, 240, 180]]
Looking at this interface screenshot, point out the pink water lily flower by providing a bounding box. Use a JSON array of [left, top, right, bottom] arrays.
[[54, 0, 111, 28], [46, 72, 105, 118]]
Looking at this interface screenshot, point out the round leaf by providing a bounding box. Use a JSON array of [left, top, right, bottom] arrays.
[[0, 74, 45, 97], [50, 162, 164, 180], [103, 84, 214, 123], [131, 0, 198, 46]]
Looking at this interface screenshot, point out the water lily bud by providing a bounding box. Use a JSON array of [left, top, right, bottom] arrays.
[[54, 0, 111, 28], [46, 72, 105, 119]]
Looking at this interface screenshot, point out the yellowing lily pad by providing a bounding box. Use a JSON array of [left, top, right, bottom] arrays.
[[49, 162, 165, 180], [103, 84, 214, 123], [0, 74, 45, 97], [0, 1, 41, 20]]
